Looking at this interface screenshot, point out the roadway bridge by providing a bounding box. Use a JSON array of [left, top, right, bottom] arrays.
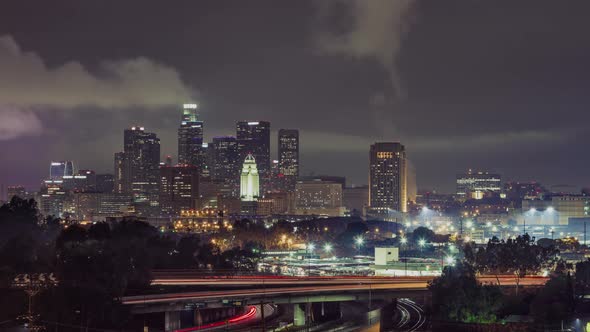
[[123, 275, 548, 331]]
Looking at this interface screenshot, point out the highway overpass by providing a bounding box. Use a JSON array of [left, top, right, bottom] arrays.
[[124, 275, 548, 331]]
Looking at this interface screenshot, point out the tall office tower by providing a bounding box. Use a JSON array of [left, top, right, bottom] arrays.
[[178, 104, 204, 169], [211, 136, 240, 197], [236, 121, 270, 194], [456, 170, 501, 199], [278, 129, 299, 191], [96, 174, 115, 193], [114, 152, 126, 193], [159, 165, 199, 216], [121, 127, 161, 215], [49, 161, 75, 180], [38, 182, 69, 217], [62, 169, 96, 192], [240, 154, 260, 202], [368, 142, 407, 216]]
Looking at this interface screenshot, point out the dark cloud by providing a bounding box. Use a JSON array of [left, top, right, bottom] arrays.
[[0, 0, 589, 192]]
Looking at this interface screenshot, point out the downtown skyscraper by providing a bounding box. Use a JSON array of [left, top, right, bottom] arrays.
[[159, 164, 199, 216], [178, 104, 205, 172], [278, 129, 299, 191], [236, 121, 270, 194], [114, 126, 161, 215], [211, 136, 240, 197], [368, 142, 407, 215]]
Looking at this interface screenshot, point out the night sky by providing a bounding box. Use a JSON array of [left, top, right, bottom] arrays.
[[1, 0, 589, 192]]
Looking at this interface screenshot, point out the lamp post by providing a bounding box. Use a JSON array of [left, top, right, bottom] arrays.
[[306, 243, 315, 277], [418, 238, 426, 252], [355, 236, 364, 255]]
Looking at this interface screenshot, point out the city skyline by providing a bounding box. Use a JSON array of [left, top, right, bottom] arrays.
[[2, 1, 590, 192]]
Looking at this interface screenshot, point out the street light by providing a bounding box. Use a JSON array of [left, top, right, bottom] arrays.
[[354, 236, 364, 254], [324, 243, 332, 253], [418, 238, 426, 247], [306, 243, 315, 277], [400, 237, 408, 245], [445, 256, 455, 266]]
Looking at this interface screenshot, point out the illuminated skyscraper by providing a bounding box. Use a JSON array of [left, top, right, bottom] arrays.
[[278, 129, 299, 191], [178, 103, 205, 170], [240, 154, 260, 202], [368, 142, 407, 215], [116, 127, 161, 215], [211, 136, 240, 197], [236, 121, 270, 193], [159, 165, 199, 216], [49, 161, 75, 180]]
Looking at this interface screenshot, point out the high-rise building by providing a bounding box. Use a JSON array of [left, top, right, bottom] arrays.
[[117, 127, 161, 215], [236, 121, 270, 194], [368, 142, 407, 215], [38, 181, 69, 217], [211, 136, 240, 197], [62, 169, 97, 192], [49, 161, 75, 180], [114, 152, 126, 193], [96, 174, 115, 193], [343, 185, 369, 216], [294, 180, 344, 216], [240, 154, 260, 202], [159, 165, 200, 216], [278, 129, 299, 191], [178, 104, 204, 170], [70, 192, 133, 221], [456, 170, 501, 199]]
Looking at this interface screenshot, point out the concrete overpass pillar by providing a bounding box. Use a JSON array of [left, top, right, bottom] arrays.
[[165, 310, 181, 331], [293, 303, 306, 326]]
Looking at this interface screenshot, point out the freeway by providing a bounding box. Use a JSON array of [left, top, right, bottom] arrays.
[[124, 276, 547, 305], [396, 298, 426, 332], [150, 272, 548, 287], [174, 304, 276, 332]]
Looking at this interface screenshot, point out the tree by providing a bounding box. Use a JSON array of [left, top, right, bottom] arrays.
[[411, 226, 435, 243], [469, 235, 559, 294], [429, 262, 503, 323], [530, 274, 574, 324], [575, 259, 590, 294]]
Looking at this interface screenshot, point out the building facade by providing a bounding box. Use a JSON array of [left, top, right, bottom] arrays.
[[211, 136, 240, 197], [159, 165, 200, 216], [236, 121, 270, 194], [294, 180, 344, 216], [456, 170, 501, 199], [116, 127, 161, 216], [49, 161, 75, 180], [240, 154, 260, 202], [177, 104, 205, 172], [278, 129, 299, 191], [368, 142, 407, 215]]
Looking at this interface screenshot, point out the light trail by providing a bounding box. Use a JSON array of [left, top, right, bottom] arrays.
[[173, 306, 257, 332]]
